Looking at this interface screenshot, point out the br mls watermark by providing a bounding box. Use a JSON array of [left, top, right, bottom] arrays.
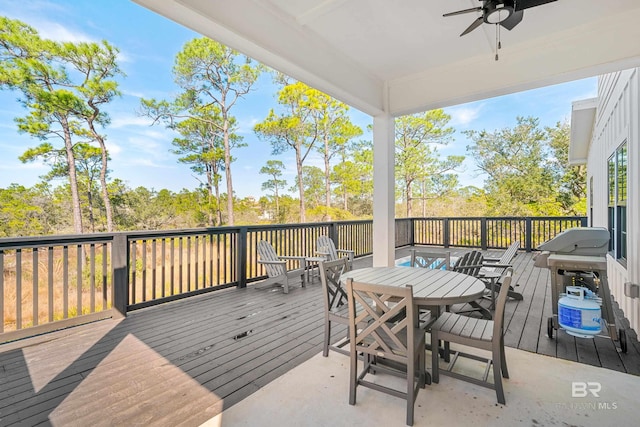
[[555, 382, 618, 411], [571, 381, 601, 397]]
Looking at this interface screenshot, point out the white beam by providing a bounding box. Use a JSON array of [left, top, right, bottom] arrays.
[[388, 8, 640, 116], [372, 114, 395, 267], [133, 0, 384, 116]]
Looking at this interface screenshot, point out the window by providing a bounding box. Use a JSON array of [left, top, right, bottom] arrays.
[[607, 142, 627, 261]]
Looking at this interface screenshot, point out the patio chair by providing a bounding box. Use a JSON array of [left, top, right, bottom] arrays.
[[316, 235, 355, 262], [409, 249, 451, 270], [481, 241, 523, 301], [345, 278, 427, 426], [318, 257, 352, 357], [451, 250, 493, 320], [430, 268, 514, 405], [256, 240, 306, 294]]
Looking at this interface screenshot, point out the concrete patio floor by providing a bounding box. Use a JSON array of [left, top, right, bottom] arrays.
[[203, 344, 638, 426]]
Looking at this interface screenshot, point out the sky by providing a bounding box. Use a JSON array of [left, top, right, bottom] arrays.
[[0, 0, 598, 199]]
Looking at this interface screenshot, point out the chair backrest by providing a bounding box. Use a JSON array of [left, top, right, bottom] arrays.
[[317, 235, 339, 261], [498, 241, 520, 265], [257, 240, 285, 277], [345, 278, 416, 364], [319, 258, 351, 313], [410, 249, 450, 270], [484, 241, 520, 275], [493, 268, 514, 338], [452, 250, 484, 277]]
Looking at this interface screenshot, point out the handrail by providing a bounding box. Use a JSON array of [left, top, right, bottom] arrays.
[[1, 216, 586, 342]]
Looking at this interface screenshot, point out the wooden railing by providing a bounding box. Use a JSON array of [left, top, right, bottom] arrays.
[[1, 216, 586, 342]]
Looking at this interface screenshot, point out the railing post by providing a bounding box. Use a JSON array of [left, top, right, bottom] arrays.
[[409, 218, 416, 247], [480, 218, 487, 251], [443, 218, 450, 248], [581, 216, 588, 226], [238, 227, 248, 288], [525, 217, 533, 252], [328, 222, 338, 246], [112, 233, 128, 318]]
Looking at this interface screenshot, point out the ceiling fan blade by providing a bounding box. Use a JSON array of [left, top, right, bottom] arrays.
[[500, 10, 523, 30], [443, 7, 482, 18], [460, 16, 484, 36], [514, 0, 557, 12]]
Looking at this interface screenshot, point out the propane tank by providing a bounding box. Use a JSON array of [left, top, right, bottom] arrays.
[[558, 286, 602, 338]]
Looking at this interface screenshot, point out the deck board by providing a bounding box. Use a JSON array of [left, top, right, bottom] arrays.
[[1, 247, 639, 426]]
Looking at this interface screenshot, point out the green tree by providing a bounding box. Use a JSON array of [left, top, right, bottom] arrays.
[[0, 184, 44, 237], [465, 116, 561, 215], [72, 143, 105, 232], [298, 165, 325, 211], [311, 91, 362, 217], [254, 81, 320, 222], [141, 38, 262, 226], [64, 40, 123, 232], [1, 18, 83, 233], [0, 17, 122, 233], [260, 160, 287, 221], [169, 107, 228, 226], [395, 111, 460, 217], [547, 121, 586, 214], [332, 139, 373, 214]]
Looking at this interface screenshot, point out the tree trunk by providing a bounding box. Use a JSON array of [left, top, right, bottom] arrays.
[[222, 116, 235, 225], [214, 178, 222, 226], [296, 146, 306, 223], [87, 190, 95, 232], [61, 117, 84, 234], [275, 184, 280, 220], [421, 179, 427, 217], [323, 132, 331, 220], [406, 181, 413, 217], [206, 165, 214, 226], [85, 105, 114, 232]]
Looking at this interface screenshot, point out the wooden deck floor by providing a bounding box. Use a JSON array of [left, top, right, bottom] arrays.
[[1, 248, 639, 426]]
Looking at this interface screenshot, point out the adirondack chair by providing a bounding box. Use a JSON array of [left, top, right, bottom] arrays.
[[481, 241, 523, 301], [316, 235, 355, 262], [409, 249, 451, 270], [452, 250, 492, 320], [256, 240, 306, 294]]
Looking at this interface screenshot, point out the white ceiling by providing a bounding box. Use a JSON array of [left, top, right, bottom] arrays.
[[133, 0, 640, 116]]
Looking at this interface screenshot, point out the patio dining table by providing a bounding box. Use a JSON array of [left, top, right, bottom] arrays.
[[344, 266, 486, 309]]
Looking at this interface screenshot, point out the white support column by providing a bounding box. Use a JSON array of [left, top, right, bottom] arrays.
[[372, 114, 395, 267]]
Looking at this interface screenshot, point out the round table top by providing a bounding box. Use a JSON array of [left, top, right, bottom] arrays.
[[344, 266, 486, 306]]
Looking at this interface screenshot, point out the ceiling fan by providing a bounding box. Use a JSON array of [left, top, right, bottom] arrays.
[[443, 0, 558, 37]]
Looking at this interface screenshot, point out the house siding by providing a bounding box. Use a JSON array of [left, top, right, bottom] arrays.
[[588, 68, 639, 336]]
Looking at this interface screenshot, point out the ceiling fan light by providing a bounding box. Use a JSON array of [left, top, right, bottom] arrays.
[[485, 3, 513, 24]]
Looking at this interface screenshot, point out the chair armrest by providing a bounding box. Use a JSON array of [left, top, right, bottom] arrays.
[[336, 249, 355, 261], [483, 257, 500, 262], [337, 249, 355, 255], [258, 260, 286, 266], [277, 255, 306, 268], [482, 263, 512, 268]]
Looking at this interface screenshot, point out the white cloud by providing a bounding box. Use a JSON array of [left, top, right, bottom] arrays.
[[128, 135, 162, 153], [0, 1, 94, 43], [37, 21, 95, 43], [236, 116, 260, 134], [105, 141, 122, 156], [446, 104, 484, 127], [110, 114, 155, 129], [127, 158, 167, 168]]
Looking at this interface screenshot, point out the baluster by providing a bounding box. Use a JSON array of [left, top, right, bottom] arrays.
[[32, 249, 38, 326]]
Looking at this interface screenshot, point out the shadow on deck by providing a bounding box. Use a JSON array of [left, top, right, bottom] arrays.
[[0, 247, 638, 425]]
